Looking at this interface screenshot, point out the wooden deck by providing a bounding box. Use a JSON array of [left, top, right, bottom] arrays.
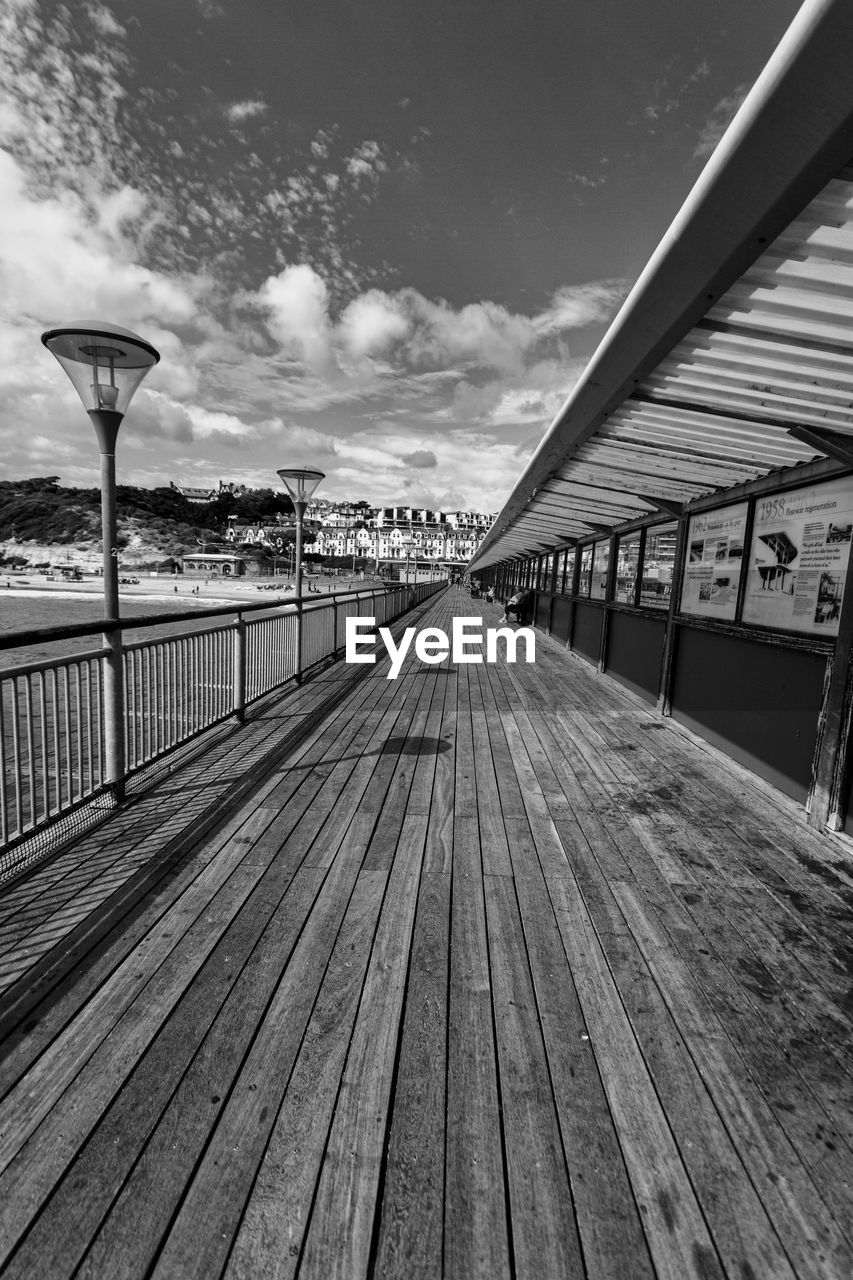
[[0, 586, 851, 1279]]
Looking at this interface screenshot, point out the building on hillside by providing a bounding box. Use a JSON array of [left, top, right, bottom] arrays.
[[170, 480, 249, 504], [180, 551, 246, 577]]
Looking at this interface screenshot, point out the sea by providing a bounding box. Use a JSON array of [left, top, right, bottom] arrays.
[[0, 593, 242, 670]]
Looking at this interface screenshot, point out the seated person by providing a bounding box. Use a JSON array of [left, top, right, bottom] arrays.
[[500, 588, 535, 625]]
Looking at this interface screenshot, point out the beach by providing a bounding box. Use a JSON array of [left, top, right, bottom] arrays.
[[0, 571, 381, 609]]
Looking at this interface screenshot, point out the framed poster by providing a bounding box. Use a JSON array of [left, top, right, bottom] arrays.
[[742, 476, 853, 636], [679, 502, 748, 620]]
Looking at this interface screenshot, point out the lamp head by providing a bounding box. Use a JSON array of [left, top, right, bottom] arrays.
[[41, 321, 160, 417], [276, 466, 325, 504]]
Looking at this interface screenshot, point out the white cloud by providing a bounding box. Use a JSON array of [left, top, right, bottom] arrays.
[[693, 86, 749, 159], [535, 280, 628, 334], [256, 264, 333, 370], [338, 291, 410, 358], [344, 140, 386, 183], [225, 98, 268, 123]]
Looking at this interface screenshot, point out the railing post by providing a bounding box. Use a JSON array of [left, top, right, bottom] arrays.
[[295, 598, 304, 685], [233, 611, 247, 722], [93, 438, 126, 804], [102, 624, 125, 800]]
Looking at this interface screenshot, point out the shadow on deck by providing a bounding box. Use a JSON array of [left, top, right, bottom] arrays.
[[0, 587, 851, 1279]]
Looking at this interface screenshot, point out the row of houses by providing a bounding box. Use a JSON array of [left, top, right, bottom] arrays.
[[219, 503, 494, 564]]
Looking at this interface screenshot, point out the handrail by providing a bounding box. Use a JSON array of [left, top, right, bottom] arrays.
[[0, 579, 447, 873], [0, 581, 401, 651]]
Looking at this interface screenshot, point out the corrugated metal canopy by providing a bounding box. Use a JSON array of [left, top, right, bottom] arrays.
[[469, 0, 853, 573]]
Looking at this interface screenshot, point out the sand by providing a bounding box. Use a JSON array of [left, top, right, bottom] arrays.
[[0, 572, 388, 607]]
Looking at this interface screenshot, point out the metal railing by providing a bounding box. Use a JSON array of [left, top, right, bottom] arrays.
[[1, 579, 445, 862]]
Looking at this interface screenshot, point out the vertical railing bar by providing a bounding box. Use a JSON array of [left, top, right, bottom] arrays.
[[211, 631, 217, 722], [140, 647, 146, 762], [0, 684, 8, 847], [25, 674, 36, 828], [50, 665, 61, 814], [177, 638, 184, 742], [63, 666, 73, 811], [196, 632, 201, 733], [193, 634, 199, 734], [139, 648, 146, 764], [186, 635, 192, 738], [188, 635, 194, 737], [11, 679, 22, 838], [85, 660, 93, 795], [162, 643, 169, 750], [202, 632, 209, 730], [126, 650, 134, 771], [38, 671, 49, 817], [143, 646, 150, 764], [74, 664, 83, 803], [0, 684, 8, 846], [174, 639, 179, 745], [157, 643, 164, 756], [177, 637, 183, 742], [124, 650, 133, 772]]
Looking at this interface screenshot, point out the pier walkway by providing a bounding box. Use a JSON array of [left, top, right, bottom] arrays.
[[0, 587, 851, 1279]]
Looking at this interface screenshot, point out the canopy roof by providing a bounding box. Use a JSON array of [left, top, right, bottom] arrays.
[[469, 0, 853, 572]]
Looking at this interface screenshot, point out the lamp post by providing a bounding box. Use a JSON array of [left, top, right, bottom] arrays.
[[42, 321, 160, 800], [276, 467, 324, 683], [402, 538, 416, 586]]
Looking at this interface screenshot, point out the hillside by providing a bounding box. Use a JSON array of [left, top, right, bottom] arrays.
[[0, 478, 294, 571]]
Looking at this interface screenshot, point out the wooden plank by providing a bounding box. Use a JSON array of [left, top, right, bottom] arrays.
[[372, 870, 450, 1280], [468, 664, 512, 876], [444, 814, 510, 1279], [223, 864, 393, 1279], [472, 663, 526, 819], [423, 667, 455, 874], [504, 821, 655, 1278], [454, 663, 477, 817], [483, 873, 584, 1275], [294, 813, 428, 1280]]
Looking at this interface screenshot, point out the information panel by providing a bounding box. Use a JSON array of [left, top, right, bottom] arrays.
[[680, 503, 748, 621], [742, 477, 853, 636]]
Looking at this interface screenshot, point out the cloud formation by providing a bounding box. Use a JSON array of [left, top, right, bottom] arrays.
[[693, 85, 749, 159], [0, 0, 627, 513], [225, 98, 269, 123]]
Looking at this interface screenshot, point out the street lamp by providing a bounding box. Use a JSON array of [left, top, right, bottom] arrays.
[[276, 466, 324, 682], [41, 321, 160, 799], [402, 538, 416, 586]]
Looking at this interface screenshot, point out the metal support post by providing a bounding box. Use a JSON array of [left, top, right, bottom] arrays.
[[92, 421, 125, 802], [233, 611, 247, 722]]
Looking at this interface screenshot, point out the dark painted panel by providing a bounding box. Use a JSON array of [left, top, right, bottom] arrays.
[[551, 596, 572, 644], [535, 593, 551, 629], [606, 613, 667, 704], [572, 602, 604, 665], [671, 626, 826, 803]]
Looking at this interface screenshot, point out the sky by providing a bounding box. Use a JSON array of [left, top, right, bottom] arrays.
[[0, 0, 803, 512]]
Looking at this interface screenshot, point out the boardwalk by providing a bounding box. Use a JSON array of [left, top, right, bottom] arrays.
[[0, 587, 851, 1279]]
